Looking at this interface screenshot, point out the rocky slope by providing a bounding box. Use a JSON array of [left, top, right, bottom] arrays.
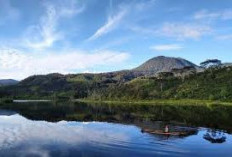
[[133, 56, 198, 75]]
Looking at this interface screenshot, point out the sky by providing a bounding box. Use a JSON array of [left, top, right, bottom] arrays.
[[0, 0, 232, 80]]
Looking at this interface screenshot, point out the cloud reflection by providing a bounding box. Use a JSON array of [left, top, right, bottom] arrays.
[[0, 114, 130, 151]]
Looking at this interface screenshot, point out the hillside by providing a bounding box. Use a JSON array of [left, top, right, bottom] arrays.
[[0, 56, 193, 98], [0, 70, 144, 99], [91, 66, 232, 101], [1, 56, 232, 102], [0, 79, 18, 86]]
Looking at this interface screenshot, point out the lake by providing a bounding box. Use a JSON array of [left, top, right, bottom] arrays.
[[0, 101, 231, 157]]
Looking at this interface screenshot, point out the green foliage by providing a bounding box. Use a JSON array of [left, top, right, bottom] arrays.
[[1, 66, 232, 102], [86, 67, 232, 101]]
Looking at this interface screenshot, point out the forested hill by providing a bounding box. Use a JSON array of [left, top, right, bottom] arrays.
[[91, 66, 232, 101], [0, 79, 18, 86], [0, 56, 232, 101]]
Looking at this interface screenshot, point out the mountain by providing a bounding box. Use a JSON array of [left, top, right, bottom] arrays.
[[12, 56, 197, 95], [1, 56, 197, 98], [2, 56, 232, 101], [97, 65, 232, 101], [0, 79, 18, 86], [133, 56, 198, 75], [221, 63, 232, 68]]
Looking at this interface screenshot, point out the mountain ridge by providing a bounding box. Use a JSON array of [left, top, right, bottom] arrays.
[[3, 56, 231, 85], [19, 56, 200, 82], [1, 56, 232, 101], [0, 79, 18, 86]]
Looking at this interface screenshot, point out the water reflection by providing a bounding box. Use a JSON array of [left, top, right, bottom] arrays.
[[0, 112, 231, 157], [0, 114, 133, 156], [0, 101, 232, 133], [203, 129, 226, 143], [0, 109, 16, 116], [0, 102, 231, 156]]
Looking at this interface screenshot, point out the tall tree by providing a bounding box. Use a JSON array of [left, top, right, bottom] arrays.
[[200, 59, 222, 68]]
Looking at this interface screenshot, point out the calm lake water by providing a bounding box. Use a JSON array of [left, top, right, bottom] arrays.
[[0, 101, 231, 157]]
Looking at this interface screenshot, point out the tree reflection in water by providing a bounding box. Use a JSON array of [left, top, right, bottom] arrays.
[[0, 101, 232, 134], [203, 129, 226, 143]]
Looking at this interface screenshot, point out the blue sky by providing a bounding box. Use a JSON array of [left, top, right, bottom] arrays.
[[0, 0, 232, 79]]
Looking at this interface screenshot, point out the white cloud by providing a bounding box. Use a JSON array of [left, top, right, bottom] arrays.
[[24, 0, 84, 50], [222, 10, 232, 20], [216, 34, 232, 40], [0, 48, 130, 80], [194, 9, 232, 20], [129, 22, 211, 40], [55, 0, 85, 17], [134, 0, 156, 11], [88, 0, 156, 41], [158, 23, 212, 40], [88, 7, 127, 41], [150, 44, 183, 51], [194, 10, 219, 20], [129, 25, 156, 35], [24, 5, 61, 50]]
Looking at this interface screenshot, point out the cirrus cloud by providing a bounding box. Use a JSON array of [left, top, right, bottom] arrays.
[[194, 9, 232, 20], [150, 44, 183, 51], [158, 23, 212, 40], [216, 34, 232, 40], [24, 0, 85, 50], [88, 6, 127, 41], [88, 0, 156, 41]]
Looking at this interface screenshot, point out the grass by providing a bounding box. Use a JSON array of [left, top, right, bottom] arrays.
[[76, 99, 232, 106], [2, 97, 232, 106]]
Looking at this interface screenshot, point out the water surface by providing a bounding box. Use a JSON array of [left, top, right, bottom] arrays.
[[0, 102, 231, 157]]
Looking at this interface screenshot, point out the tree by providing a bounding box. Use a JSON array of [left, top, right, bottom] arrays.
[[203, 129, 226, 143], [200, 59, 222, 68], [156, 72, 174, 92], [156, 72, 174, 79], [220, 88, 229, 100], [172, 66, 196, 81]]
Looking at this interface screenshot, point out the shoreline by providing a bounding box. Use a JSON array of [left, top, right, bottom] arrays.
[[1, 98, 232, 106], [75, 99, 232, 106]]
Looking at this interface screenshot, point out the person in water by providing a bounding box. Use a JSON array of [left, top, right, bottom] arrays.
[[164, 125, 169, 133]]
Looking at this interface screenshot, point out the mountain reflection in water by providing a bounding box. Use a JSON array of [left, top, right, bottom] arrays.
[[0, 101, 231, 157], [1, 101, 232, 132]]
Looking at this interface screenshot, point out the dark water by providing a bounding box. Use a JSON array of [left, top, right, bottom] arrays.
[[0, 101, 231, 157]]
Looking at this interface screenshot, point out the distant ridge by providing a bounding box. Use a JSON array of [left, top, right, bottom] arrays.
[[0, 79, 18, 86], [133, 56, 198, 75], [11, 56, 200, 87], [221, 63, 232, 68]]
